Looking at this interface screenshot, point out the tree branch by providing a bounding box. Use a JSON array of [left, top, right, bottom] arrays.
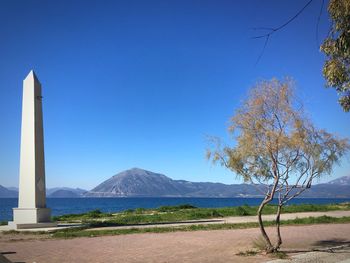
[[315, 0, 325, 47], [253, 0, 314, 39], [253, 0, 314, 64]]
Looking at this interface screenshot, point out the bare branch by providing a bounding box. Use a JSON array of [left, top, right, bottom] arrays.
[[253, 0, 314, 39], [255, 34, 270, 66], [253, 0, 314, 64], [315, 0, 325, 46]]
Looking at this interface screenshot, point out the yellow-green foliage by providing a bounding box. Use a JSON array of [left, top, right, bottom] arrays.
[[208, 79, 349, 202], [321, 0, 350, 111]]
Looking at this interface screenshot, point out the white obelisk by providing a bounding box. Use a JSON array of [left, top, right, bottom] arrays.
[[9, 70, 56, 229]]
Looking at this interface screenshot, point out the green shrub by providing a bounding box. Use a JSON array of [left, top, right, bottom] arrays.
[[210, 209, 223, 217], [236, 206, 249, 216], [86, 209, 103, 218], [236, 250, 258, 256], [157, 204, 197, 212]]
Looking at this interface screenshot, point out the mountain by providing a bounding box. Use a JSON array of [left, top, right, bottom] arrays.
[[6, 187, 19, 192], [0, 186, 87, 198], [48, 189, 81, 198], [300, 184, 350, 198], [86, 168, 189, 197], [85, 168, 267, 197], [1, 172, 350, 198], [47, 187, 87, 196], [85, 168, 350, 198], [0, 185, 18, 198], [327, 175, 350, 185]]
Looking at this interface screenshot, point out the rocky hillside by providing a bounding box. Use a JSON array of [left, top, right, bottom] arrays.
[[86, 168, 194, 197]]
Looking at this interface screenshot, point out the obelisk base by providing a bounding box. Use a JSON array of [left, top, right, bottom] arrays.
[[8, 208, 57, 229]]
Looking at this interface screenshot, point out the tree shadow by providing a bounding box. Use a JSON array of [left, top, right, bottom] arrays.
[[280, 239, 350, 254], [313, 238, 350, 248], [1, 251, 25, 263]]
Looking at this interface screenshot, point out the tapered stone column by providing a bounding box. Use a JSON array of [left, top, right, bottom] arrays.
[[9, 70, 56, 229]]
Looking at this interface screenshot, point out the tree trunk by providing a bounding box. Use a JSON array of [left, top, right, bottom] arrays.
[[274, 204, 283, 251], [257, 200, 274, 252], [258, 172, 279, 253]]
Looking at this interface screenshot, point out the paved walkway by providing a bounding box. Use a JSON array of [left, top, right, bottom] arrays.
[[1, 223, 350, 263]]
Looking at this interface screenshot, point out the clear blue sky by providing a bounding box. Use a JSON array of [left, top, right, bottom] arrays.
[[0, 0, 349, 190]]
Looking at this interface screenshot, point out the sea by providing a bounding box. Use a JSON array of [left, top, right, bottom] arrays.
[[1, 197, 350, 222]]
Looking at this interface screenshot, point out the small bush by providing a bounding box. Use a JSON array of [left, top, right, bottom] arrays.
[[271, 251, 288, 259], [236, 206, 249, 216], [86, 209, 103, 218], [210, 209, 223, 217], [236, 250, 258, 256], [157, 204, 197, 212], [0, 221, 8, 226], [177, 204, 197, 209]]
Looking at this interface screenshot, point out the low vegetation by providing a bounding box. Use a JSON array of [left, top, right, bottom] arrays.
[[2, 203, 349, 240], [236, 250, 258, 256], [50, 215, 350, 239], [51, 203, 350, 227], [52, 209, 114, 221]]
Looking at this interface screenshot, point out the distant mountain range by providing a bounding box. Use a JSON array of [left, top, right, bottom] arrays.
[[46, 187, 87, 197], [1, 168, 350, 198], [85, 168, 350, 198], [0, 186, 87, 198], [0, 185, 18, 198]]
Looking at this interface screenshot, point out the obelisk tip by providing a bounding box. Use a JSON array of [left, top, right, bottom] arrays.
[[25, 70, 40, 84]]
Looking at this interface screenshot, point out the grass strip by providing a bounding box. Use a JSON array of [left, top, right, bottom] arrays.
[[52, 203, 350, 226], [50, 215, 350, 239]]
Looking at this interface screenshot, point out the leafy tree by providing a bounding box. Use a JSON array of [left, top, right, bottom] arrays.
[[321, 0, 350, 111], [207, 78, 349, 253]]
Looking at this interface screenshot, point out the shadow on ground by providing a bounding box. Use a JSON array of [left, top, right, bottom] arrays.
[[313, 238, 350, 248], [280, 239, 350, 255], [1, 252, 25, 263]]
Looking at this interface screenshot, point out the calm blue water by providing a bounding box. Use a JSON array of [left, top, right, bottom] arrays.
[[1, 197, 350, 222]]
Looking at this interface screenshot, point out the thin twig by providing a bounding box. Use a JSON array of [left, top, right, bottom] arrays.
[[316, 0, 325, 47], [255, 35, 269, 65], [253, 0, 314, 39], [253, 0, 314, 64]]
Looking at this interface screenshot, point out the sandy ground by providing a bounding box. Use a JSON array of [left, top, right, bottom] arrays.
[[1, 223, 350, 263]]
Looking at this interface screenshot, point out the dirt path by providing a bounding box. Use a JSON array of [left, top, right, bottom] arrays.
[[1, 223, 350, 263]]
